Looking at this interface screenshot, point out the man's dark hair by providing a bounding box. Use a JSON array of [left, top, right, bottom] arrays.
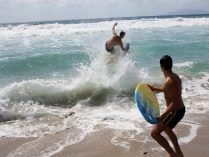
[[160, 55, 173, 71], [120, 31, 126, 37]]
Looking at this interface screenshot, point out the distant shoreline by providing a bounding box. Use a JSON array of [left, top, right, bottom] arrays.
[[1, 13, 209, 26]]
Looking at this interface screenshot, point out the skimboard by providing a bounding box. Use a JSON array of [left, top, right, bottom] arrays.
[[124, 43, 130, 51], [134, 83, 160, 124]]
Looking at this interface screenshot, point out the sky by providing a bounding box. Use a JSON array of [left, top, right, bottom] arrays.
[[0, 0, 209, 23]]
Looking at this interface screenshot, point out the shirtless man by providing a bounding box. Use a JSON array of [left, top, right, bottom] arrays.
[[105, 22, 127, 54], [148, 55, 185, 157]]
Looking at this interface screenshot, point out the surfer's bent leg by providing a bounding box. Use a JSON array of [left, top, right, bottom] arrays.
[[151, 124, 177, 157]]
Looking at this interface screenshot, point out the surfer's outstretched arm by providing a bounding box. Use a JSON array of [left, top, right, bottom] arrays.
[[112, 22, 118, 36]]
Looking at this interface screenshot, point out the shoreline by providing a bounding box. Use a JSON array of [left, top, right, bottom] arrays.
[[52, 113, 209, 157], [0, 113, 208, 157]]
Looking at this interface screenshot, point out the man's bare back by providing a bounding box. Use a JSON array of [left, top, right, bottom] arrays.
[[163, 72, 184, 111], [106, 35, 123, 50]]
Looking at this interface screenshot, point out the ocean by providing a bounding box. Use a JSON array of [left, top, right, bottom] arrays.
[[0, 14, 209, 156]]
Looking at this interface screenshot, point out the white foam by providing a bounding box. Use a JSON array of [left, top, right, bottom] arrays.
[[1, 17, 209, 38], [111, 130, 131, 151], [74, 51, 148, 91], [174, 61, 195, 68], [0, 79, 68, 100], [156, 73, 209, 115], [179, 120, 200, 144], [6, 128, 87, 157], [0, 49, 147, 137], [181, 73, 209, 114]]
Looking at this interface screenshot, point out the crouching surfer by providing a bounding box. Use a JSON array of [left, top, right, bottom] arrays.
[[105, 22, 128, 54]]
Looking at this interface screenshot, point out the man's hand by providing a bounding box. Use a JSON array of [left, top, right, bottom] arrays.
[[156, 116, 161, 122], [157, 114, 167, 122], [147, 84, 154, 91]]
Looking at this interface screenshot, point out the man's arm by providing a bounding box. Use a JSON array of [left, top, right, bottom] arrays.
[[119, 41, 126, 51], [112, 22, 118, 36], [147, 84, 163, 93]]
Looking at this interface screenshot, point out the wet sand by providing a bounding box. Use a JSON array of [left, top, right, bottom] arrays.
[[0, 114, 208, 157], [0, 137, 35, 157], [182, 115, 209, 157]]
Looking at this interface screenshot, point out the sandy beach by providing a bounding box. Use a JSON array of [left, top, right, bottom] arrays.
[[0, 113, 208, 157]]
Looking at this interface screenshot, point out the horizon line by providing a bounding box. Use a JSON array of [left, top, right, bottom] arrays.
[[1, 13, 209, 25]]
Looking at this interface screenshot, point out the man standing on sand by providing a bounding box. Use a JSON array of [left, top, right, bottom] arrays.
[[148, 55, 185, 157], [105, 22, 127, 54]]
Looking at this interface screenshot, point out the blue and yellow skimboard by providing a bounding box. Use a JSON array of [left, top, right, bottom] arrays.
[[134, 83, 160, 124]]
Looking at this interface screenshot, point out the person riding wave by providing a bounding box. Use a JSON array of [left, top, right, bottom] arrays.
[[105, 23, 127, 54]]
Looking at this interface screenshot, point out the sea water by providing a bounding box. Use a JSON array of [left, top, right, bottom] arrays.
[[0, 15, 209, 155]]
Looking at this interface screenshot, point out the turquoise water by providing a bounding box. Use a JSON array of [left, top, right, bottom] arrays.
[[0, 15, 209, 141], [1, 16, 209, 87]]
